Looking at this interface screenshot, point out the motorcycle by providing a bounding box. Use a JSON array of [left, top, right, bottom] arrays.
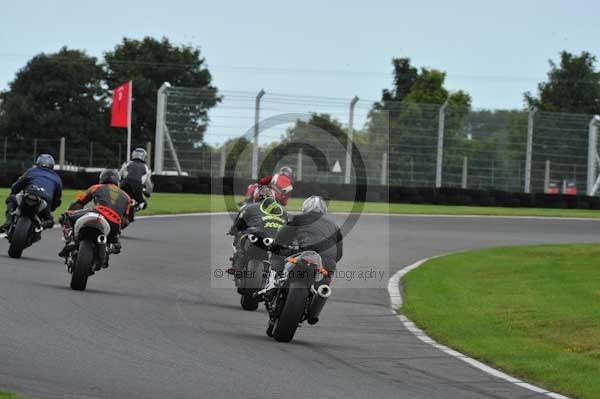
[[7, 186, 51, 258], [234, 229, 274, 311], [122, 198, 146, 229], [262, 251, 333, 342], [64, 210, 118, 291]]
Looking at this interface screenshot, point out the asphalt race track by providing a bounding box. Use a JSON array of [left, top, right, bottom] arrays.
[[1, 213, 598, 399]]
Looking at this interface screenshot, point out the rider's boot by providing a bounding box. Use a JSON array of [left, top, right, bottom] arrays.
[[58, 228, 76, 258], [110, 236, 122, 254], [261, 269, 283, 301], [226, 247, 245, 275], [0, 207, 14, 233]]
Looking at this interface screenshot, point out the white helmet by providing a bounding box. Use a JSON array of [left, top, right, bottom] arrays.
[[301, 195, 328, 215], [131, 148, 148, 162]]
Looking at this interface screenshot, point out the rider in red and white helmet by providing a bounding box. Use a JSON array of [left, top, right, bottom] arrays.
[[244, 166, 294, 207]]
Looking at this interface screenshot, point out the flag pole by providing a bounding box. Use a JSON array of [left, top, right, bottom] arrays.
[[126, 80, 132, 162]]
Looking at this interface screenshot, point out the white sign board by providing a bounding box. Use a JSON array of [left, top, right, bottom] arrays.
[[332, 160, 342, 173]]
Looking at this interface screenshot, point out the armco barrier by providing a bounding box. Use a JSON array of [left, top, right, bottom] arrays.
[[0, 168, 598, 210]]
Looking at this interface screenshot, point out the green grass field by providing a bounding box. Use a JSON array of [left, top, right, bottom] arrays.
[[1, 188, 599, 219], [402, 244, 600, 399], [0, 392, 24, 399]]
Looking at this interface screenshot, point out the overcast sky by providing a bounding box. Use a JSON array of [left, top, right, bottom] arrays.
[[1, 0, 599, 143]]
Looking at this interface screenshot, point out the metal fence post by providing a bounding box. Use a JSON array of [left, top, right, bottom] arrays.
[[544, 160, 551, 192], [587, 115, 600, 195], [380, 152, 388, 185], [220, 145, 226, 177], [33, 139, 38, 163], [59, 137, 65, 169], [461, 156, 468, 189], [89, 141, 94, 167], [154, 82, 171, 174], [146, 141, 152, 169], [435, 100, 449, 188], [297, 148, 303, 182], [344, 96, 359, 184], [525, 106, 538, 193], [252, 89, 265, 180]]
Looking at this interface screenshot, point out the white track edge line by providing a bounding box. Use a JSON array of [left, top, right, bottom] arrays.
[[388, 257, 571, 399]]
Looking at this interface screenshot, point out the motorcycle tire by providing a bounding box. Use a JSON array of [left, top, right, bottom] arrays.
[[70, 240, 94, 291], [272, 281, 308, 342], [8, 217, 32, 259]]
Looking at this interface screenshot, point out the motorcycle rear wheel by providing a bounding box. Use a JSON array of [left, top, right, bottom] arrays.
[[272, 281, 308, 342], [70, 240, 94, 291], [240, 294, 259, 311], [8, 217, 32, 259], [240, 259, 264, 311]]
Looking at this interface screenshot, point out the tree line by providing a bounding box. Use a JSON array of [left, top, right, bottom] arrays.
[[1, 36, 599, 189], [0, 37, 220, 168]]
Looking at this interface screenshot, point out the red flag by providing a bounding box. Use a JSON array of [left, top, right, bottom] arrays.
[[110, 81, 131, 128]]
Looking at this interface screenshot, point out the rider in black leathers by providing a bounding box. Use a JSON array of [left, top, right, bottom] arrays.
[[119, 148, 153, 218], [270, 196, 343, 284], [226, 187, 288, 275], [1, 154, 62, 232]]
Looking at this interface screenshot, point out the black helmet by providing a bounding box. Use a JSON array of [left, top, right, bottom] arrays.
[[36, 154, 55, 169], [131, 148, 148, 162], [99, 168, 120, 185], [279, 166, 292, 178]]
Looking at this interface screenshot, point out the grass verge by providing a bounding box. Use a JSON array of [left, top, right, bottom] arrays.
[[402, 244, 600, 399], [0, 189, 599, 218], [0, 392, 24, 399]]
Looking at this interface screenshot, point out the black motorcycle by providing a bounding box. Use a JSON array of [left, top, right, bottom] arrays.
[[7, 186, 51, 258], [234, 229, 274, 311], [64, 211, 118, 291], [122, 198, 146, 229], [120, 181, 149, 229], [263, 251, 333, 342]]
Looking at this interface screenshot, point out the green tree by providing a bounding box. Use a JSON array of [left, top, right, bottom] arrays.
[[525, 51, 599, 192], [368, 60, 472, 186], [104, 37, 221, 147], [0, 47, 108, 166], [268, 114, 353, 183], [221, 137, 253, 178], [286, 113, 348, 147], [372, 58, 418, 112], [525, 51, 600, 114]]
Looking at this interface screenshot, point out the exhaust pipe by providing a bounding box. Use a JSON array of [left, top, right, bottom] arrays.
[[248, 234, 258, 243], [307, 284, 333, 325], [316, 284, 332, 298], [96, 235, 108, 268]]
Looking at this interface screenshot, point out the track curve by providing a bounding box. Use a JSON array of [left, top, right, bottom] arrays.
[[0, 213, 598, 399]]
